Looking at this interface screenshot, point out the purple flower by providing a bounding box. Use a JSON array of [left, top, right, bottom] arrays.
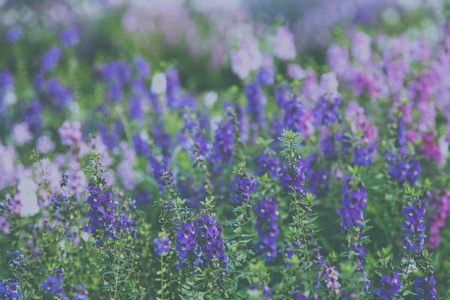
[[40, 268, 65, 297], [134, 56, 151, 79], [245, 83, 267, 130], [254, 195, 279, 261], [340, 175, 367, 231], [73, 284, 89, 300], [402, 199, 426, 253], [213, 111, 235, 166], [274, 26, 296, 60], [0, 279, 22, 299], [234, 168, 256, 204], [174, 215, 228, 271], [280, 157, 306, 199], [60, 26, 79, 47], [41, 46, 61, 72], [258, 151, 279, 178], [154, 237, 171, 255], [372, 269, 401, 299], [412, 272, 437, 300], [6, 25, 22, 43]]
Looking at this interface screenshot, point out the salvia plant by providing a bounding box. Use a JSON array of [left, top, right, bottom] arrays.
[[1, 1, 450, 299]]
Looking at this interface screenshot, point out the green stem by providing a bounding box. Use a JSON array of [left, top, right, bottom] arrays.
[[114, 234, 125, 300], [161, 254, 165, 300]]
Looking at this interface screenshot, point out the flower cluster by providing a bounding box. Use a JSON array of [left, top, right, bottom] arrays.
[[72, 284, 89, 300], [412, 272, 437, 300], [386, 151, 421, 184], [254, 195, 279, 261], [174, 215, 228, 271], [40, 268, 65, 297], [182, 113, 212, 163], [213, 110, 235, 166], [426, 190, 450, 249], [372, 269, 401, 299], [323, 264, 341, 296], [8, 250, 27, 273], [340, 175, 367, 231], [234, 168, 256, 204], [258, 149, 279, 178], [154, 237, 171, 255], [97, 60, 132, 102], [313, 97, 341, 126], [0, 279, 21, 299], [280, 156, 306, 199], [402, 199, 426, 253], [245, 83, 267, 131]]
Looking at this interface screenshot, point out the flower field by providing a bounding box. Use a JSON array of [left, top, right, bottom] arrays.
[[1, 1, 450, 299]]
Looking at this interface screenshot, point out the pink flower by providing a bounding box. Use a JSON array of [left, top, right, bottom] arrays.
[[37, 136, 55, 154], [0, 216, 10, 234], [287, 64, 306, 80], [12, 123, 32, 146], [351, 31, 372, 63], [274, 26, 296, 60], [320, 72, 339, 98], [58, 121, 82, 146]]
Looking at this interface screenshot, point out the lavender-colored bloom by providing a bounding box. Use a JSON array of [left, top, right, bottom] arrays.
[[287, 64, 306, 80], [23, 100, 42, 135], [280, 156, 306, 199], [97, 122, 119, 149], [0, 69, 14, 103], [213, 112, 235, 166], [174, 215, 228, 271], [353, 144, 375, 166], [40, 268, 65, 297], [274, 26, 296, 60], [412, 272, 437, 300], [58, 121, 82, 147], [166, 66, 182, 110], [319, 72, 339, 98], [12, 122, 32, 146], [183, 113, 212, 163], [372, 269, 401, 299], [41, 46, 61, 72], [313, 97, 341, 126], [256, 66, 275, 86], [245, 82, 267, 129], [234, 168, 256, 203], [275, 84, 290, 108], [72, 284, 89, 300], [0, 279, 22, 299], [46, 77, 74, 107], [323, 265, 341, 296], [258, 151, 279, 178], [148, 150, 170, 194], [6, 25, 22, 42], [282, 93, 305, 133], [133, 132, 150, 156], [351, 31, 372, 63], [60, 26, 79, 47], [154, 237, 171, 255], [340, 175, 367, 231], [254, 195, 279, 261], [129, 95, 143, 121], [427, 190, 450, 249], [134, 56, 151, 79], [402, 199, 426, 253]]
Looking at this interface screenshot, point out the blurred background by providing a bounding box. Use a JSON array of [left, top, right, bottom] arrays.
[[0, 0, 445, 92]]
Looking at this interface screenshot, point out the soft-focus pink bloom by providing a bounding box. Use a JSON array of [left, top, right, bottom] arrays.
[[0, 216, 10, 234], [12, 123, 32, 146], [287, 64, 306, 80], [274, 26, 296, 60], [0, 144, 16, 189], [351, 31, 372, 63], [302, 69, 318, 102], [301, 111, 315, 138], [328, 44, 351, 79], [419, 132, 442, 163], [36, 136, 55, 154], [320, 72, 339, 98], [58, 120, 82, 146]]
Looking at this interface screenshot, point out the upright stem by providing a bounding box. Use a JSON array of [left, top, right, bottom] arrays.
[[161, 254, 165, 300], [114, 234, 125, 300]]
